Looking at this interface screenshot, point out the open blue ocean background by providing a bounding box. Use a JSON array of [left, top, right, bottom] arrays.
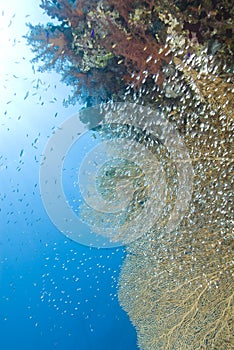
[[0, 1, 139, 349]]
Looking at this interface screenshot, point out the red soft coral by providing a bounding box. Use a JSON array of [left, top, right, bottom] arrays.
[[101, 18, 170, 88]]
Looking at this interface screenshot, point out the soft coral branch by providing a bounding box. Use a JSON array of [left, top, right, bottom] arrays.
[[31, 27, 72, 66], [102, 19, 170, 87], [41, 0, 85, 26]]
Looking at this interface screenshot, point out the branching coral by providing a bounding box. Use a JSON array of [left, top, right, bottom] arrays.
[[100, 18, 170, 87], [25, 23, 74, 72], [118, 69, 233, 348], [40, 0, 96, 25], [96, 0, 171, 87], [26, 0, 234, 106], [119, 231, 233, 349], [25, 0, 173, 104]]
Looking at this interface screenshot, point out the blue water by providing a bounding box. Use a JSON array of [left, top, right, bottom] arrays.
[[0, 1, 139, 348], [0, 151, 138, 349]]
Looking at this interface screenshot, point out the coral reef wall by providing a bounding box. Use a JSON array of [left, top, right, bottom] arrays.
[[118, 17, 234, 347], [26, 1, 234, 349], [116, 3, 234, 349]]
